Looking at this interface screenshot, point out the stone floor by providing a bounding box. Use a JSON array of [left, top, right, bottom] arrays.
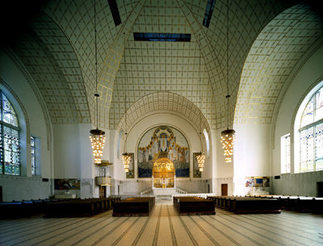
[[0, 200, 323, 246]]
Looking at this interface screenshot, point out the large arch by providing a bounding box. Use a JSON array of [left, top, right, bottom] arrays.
[[235, 4, 323, 124], [12, 13, 90, 124], [116, 91, 210, 134]]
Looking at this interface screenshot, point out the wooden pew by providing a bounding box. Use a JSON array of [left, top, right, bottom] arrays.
[[230, 197, 281, 214], [43, 198, 113, 217], [173, 196, 215, 215], [207, 196, 281, 214], [112, 197, 155, 217]]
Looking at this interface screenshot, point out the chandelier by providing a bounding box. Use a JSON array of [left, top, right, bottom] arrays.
[[90, 122, 106, 164], [122, 151, 131, 173], [221, 0, 235, 163], [196, 152, 205, 172], [221, 128, 235, 163], [122, 33, 131, 173], [89, 1, 105, 164]]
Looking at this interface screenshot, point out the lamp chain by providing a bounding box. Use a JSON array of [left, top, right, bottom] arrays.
[[226, 0, 230, 130], [123, 32, 128, 153], [94, 0, 99, 129]]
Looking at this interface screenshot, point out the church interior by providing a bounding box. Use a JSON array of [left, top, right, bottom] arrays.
[[0, 0, 322, 245]]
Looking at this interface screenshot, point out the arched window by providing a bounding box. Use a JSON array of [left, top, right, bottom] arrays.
[[296, 84, 323, 173], [203, 129, 209, 155], [0, 91, 20, 175]]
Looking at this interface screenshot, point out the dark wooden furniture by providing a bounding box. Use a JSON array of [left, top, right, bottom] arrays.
[[43, 198, 112, 217], [112, 197, 155, 217], [173, 196, 215, 215], [208, 196, 281, 214]]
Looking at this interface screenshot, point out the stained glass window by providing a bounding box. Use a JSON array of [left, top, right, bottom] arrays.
[[299, 85, 323, 172], [31, 136, 36, 175], [281, 134, 290, 173], [0, 91, 20, 175], [30, 136, 40, 176]]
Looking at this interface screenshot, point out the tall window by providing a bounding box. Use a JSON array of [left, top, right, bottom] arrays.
[[0, 91, 20, 175], [30, 136, 40, 176], [281, 134, 290, 173], [298, 85, 323, 172], [203, 129, 210, 155]]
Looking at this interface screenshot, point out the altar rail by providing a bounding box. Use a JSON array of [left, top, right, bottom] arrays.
[[172, 193, 217, 199]]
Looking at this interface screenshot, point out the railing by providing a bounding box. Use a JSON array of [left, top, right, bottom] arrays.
[[176, 188, 187, 194], [172, 193, 217, 199], [140, 188, 153, 195]]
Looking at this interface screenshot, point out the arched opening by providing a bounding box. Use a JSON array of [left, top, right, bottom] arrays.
[[152, 157, 175, 189], [294, 81, 323, 173]]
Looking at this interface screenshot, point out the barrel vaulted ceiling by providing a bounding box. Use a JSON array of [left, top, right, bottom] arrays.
[[235, 4, 323, 124], [3, 0, 322, 130]]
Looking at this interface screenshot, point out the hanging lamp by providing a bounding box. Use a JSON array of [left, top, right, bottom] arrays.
[[196, 48, 205, 172], [221, 0, 235, 163], [89, 0, 105, 164], [122, 33, 131, 173]]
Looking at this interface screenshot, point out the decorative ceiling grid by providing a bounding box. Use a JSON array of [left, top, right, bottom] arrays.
[[110, 1, 218, 130], [31, 14, 90, 123], [235, 4, 322, 124], [109, 0, 217, 129], [175, 0, 290, 129], [13, 34, 81, 123], [43, 0, 141, 124], [117, 92, 209, 132], [8, 0, 321, 130]]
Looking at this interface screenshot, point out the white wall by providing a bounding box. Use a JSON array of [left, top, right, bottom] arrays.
[[0, 49, 53, 201], [53, 124, 81, 178], [233, 124, 271, 195], [53, 123, 97, 198], [272, 44, 323, 196]]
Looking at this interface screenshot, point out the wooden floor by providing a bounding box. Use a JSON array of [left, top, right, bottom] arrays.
[[1, 201, 323, 246]]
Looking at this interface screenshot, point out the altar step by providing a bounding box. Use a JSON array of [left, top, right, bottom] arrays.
[[140, 187, 188, 197], [156, 195, 172, 201]]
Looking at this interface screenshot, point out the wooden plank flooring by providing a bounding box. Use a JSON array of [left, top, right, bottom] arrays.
[[0, 202, 323, 246]]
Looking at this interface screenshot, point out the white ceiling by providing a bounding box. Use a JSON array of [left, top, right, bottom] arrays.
[[5, 0, 322, 131]]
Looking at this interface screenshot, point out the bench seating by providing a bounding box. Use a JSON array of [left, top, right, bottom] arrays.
[[43, 198, 112, 217], [112, 197, 155, 217], [208, 196, 281, 214], [173, 196, 215, 215], [0, 199, 52, 219], [246, 195, 323, 214]]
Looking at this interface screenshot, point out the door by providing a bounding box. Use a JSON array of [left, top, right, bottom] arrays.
[[99, 186, 107, 198], [221, 184, 228, 196], [317, 182, 323, 197]]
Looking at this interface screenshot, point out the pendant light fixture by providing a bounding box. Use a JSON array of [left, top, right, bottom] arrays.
[[196, 48, 205, 172], [122, 33, 131, 173], [89, 0, 105, 164], [221, 0, 235, 163]]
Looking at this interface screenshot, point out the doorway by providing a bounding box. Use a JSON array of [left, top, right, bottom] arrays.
[[317, 182, 323, 197], [221, 184, 228, 196], [99, 186, 106, 198]]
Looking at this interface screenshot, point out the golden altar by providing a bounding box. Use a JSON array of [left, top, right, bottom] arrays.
[[152, 157, 175, 188]]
